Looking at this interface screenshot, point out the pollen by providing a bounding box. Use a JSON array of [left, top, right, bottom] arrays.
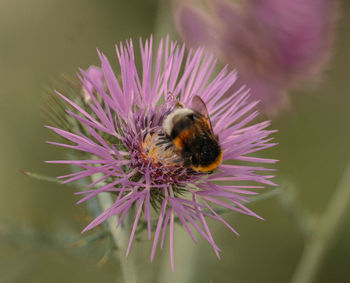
[[140, 130, 183, 167]]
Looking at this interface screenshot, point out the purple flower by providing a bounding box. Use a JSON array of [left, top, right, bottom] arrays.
[[81, 65, 104, 102], [46, 37, 277, 270], [175, 0, 338, 114]]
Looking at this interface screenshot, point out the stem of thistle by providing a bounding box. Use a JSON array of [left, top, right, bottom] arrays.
[[97, 192, 137, 283], [290, 162, 350, 283]]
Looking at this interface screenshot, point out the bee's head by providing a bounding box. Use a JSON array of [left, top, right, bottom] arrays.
[[162, 108, 194, 136]]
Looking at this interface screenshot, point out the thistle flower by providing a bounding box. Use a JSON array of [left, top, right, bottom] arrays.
[[81, 65, 104, 103], [46, 37, 277, 270], [175, 0, 338, 114]]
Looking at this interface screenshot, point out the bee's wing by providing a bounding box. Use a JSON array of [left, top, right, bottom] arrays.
[[191, 95, 209, 117], [191, 95, 214, 131]]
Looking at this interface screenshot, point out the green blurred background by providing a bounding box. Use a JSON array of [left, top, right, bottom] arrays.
[[0, 0, 349, 282]]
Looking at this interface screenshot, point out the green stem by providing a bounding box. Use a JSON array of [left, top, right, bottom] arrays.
[[157, 227, 197, 283], [97, 192, 137, 283], [290, 163, 350, 283]]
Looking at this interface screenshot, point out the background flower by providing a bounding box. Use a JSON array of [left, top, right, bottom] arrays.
[[175, 0, 338, 114], [81, 65, 104, 102]]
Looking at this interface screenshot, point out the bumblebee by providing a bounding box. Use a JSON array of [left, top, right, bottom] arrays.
[[163, 95, 223, 173]]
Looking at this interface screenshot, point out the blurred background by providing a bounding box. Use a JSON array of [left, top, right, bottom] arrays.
[[0, 0, 349, 282]]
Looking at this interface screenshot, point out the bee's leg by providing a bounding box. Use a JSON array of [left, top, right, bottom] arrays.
[[155, 134, 175, 151], [181, 150, 192, 167], [164, 143, 174, 151], [155, 140, 170, 146], [158, 135, 169, 141]]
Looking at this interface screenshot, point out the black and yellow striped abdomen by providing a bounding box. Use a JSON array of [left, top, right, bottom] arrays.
[[169, 115, 222, 173]]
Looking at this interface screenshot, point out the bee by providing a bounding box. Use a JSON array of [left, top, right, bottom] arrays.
[[163, 95, 223, 173]]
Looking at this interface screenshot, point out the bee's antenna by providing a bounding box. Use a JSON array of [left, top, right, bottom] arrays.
[[168, 91, 184, 108]]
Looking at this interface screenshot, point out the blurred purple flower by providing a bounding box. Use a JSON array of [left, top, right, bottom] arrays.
[[176, 0, 338, 114], [46, 37, 277, 269], [81, 65, 104, 102]]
